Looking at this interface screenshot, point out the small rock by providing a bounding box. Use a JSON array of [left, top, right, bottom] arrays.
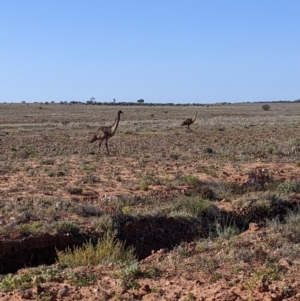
[[57, 285, 69, 297], [18, 289, 32, 299], [220, 290, 240, 301], [172, 292, 181, 299], [141, 284, 151, 293], [157, 248, 168, 254], [34, 285, 46, 295], [248, 223, 260, 232], [193, 279, 203, 286], [278, 258, 292, 269], [257, 277, 270, 293]]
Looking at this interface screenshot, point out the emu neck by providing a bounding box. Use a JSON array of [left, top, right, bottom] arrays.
[[111, 114, 121, 135], [192, 113, 197, 123]]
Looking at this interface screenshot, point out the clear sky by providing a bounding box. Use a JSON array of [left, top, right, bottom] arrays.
[[1, 1, 299, 104]]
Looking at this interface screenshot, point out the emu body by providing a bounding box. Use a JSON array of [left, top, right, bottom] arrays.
[[90, 110, 123, 155], [181, 111, 197, 131]]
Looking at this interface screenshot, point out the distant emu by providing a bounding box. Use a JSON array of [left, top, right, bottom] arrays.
[[90, 110, 123, 156], [181, 111, 197, 131]]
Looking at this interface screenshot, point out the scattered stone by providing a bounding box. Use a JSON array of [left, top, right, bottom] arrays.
[[141, 284, 151, 293], [278, 258, 292, 269], [157, 248, 168, 254], [18, 289, 32, 299], [220, 290, 241, 301], [248, 223, 260, 232], [34, 285, 46, 295], [193, 279, 203, 286], [257, 277, 270, 293], [172, 292, 181, 299], [57, 285, 69, 297]]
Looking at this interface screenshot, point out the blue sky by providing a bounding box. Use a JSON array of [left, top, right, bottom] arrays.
[[1, 1, 299, 104]]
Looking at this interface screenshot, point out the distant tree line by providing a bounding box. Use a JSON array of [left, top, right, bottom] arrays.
[[10, 98, 300, 106], [56, 101, 205, 106]]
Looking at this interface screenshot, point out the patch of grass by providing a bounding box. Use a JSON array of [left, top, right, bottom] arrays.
[[83, 165, 97, 172], [55, 221, 81, 235], [182, 175, 200, 186], [282, 211, 300, 244], [144, 266, 162, 279], [18, 221, 43, 235], [122, 205, 132, 214], [67, 187, 83, 195], [266, 145, 276, 154], [0, 270, 36, 291], [277, 181, 300, 194], [66, 270, 97, 287], [214, 224, 239, 240], [139, 181, 149, 191], [116, 262, 142, 289], [210, 272, 223, 283], [81, 173, 100, 184], [41, 158, 55, 165], [36, 291, 53, 301], [123, 130, 133, 135], [0, 162, 12, 175], [141, 173, 161, 185], [91, 214, 116, 234], [174, 197, 217, 219], [56, 231, 136, 268], [74, 204, 102, 217], [182, 293, 197, 301], [0, 266, 63, 292]]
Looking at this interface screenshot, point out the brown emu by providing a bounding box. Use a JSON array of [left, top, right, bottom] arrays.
[[90, 110, 123, 155], [181, 111, 197, 131]]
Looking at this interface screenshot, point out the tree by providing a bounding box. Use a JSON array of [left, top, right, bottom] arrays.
[[137, 99, 144, 104]]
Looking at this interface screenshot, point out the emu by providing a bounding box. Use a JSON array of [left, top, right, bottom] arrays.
[[90, 110, 123, 156], [181, 111, 197, 131]]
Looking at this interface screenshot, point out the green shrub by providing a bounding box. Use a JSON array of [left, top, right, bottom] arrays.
[[19, 221, 42, 235], [139, 181, 149, 191], [116, 262, 142, 289], [277, 181, 300, 194], [56, 231, 136, 268], [174, 197, 217, 218], [55, 221, 80, 235], [91, 214, 115, 234]]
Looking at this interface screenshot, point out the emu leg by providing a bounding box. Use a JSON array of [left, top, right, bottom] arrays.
[[105, 140, 110, 156], [98, 140, 102, 153]]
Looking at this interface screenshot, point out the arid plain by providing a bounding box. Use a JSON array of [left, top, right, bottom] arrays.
[[0, 102, 300, 300]]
